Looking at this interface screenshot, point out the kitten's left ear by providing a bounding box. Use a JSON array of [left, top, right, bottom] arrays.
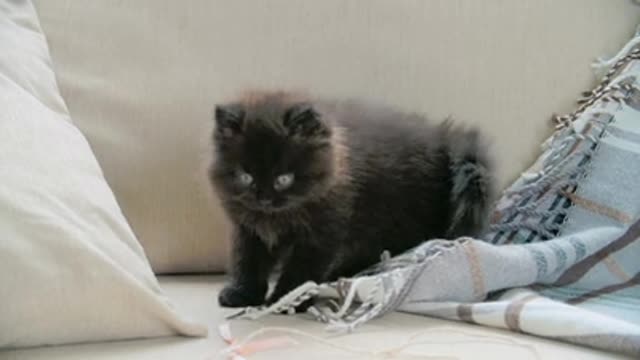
[[214, 104, 245, 138], [283, 104, 329, 138]]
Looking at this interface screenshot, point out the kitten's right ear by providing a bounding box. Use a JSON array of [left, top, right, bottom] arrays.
[[283, 104, 329, 138], [214, 104, 245, 138]]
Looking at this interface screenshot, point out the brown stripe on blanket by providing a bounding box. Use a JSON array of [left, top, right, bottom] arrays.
[[504, 294, 538, 332], [462, 241, 486, 300], [562, 191, 634, 224], [603, 256, 632, 282], [456, 303, 475, 323], [554, 218, 640, 286], [567, 270, 640, 305]]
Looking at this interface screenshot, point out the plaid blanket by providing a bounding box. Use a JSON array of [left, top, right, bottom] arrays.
[[235, 28, 640, 356]]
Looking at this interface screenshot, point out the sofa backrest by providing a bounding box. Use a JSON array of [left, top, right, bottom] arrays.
[[33, 0, 640, 273]]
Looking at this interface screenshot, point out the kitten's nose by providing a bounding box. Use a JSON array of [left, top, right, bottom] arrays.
[[259, 199, 272, 206]]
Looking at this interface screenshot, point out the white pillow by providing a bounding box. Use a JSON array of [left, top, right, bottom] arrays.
[[0, 0, 206, 348]]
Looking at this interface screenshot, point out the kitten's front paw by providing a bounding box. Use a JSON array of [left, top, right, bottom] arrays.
[[218, 284, 264, 307]]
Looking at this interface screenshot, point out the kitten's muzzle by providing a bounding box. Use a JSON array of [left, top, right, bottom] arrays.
[[259, 199, 273, 207], [256, 189, 277, 208]]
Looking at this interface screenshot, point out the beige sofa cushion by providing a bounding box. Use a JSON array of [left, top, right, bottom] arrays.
[[33, 0, 640, 273]]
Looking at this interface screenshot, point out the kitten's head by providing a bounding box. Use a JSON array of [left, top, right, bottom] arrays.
[[209, 91, 341, 213]]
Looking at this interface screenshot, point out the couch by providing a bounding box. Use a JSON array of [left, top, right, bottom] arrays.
[[2, 1, 639, 359]]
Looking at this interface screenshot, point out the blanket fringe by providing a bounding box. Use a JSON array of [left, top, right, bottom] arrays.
[[592, 24, 640, 78], [230, 241, 458, 333]]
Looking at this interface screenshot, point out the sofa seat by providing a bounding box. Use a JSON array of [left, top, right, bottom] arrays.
[[2, 275, 632, 359]]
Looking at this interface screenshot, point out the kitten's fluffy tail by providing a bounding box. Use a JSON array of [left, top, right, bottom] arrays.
[[444, 124, 495, 238]]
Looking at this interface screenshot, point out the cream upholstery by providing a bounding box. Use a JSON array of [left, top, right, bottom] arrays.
[[2, 276, 632, 359], [5, 1, 636, 357]]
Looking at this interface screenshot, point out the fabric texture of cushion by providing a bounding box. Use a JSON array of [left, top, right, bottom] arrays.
[[32, 0, 640, 273], [0, 0, 206, 348]]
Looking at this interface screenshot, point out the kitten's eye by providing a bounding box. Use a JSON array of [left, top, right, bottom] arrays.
[[238, 172, 253, 186], [274, 173, 294, 191]]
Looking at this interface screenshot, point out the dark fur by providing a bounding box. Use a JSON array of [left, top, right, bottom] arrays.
[[209, 91, 495, 308]]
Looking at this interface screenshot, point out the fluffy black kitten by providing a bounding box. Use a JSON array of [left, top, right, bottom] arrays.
[[209, 90, 495, 309]]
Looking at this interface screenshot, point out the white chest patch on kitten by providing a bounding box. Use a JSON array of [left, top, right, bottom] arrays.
[[252, 220, 279, 250]]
